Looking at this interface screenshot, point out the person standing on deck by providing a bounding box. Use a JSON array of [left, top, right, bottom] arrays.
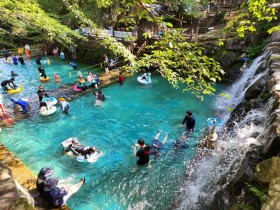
[[103, 54, 109, 75]]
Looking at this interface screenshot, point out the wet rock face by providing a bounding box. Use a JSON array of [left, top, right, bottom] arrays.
[[262, 177, 280, 210], [245, 75, 267, 100], [225, 39, 246, 51], [0, 162, 34, 209], [269, 25, 280, 42], [220, 51, 237, 67], [254, 157, 280, 184]]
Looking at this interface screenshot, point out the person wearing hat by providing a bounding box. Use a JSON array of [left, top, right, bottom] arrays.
[[132, 138, 150, 165], [42, 174, 86, 208], [77, 75, 87, 91], [59, 98, 70, 115], [1, 78, 16, 91], [36, 167, 54, 196]]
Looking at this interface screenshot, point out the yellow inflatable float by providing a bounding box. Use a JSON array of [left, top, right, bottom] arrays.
[[7, 84, 23, 94], [40, 77, 50, 82]]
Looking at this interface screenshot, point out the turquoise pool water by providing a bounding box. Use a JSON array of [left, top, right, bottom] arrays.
[[0, 59, 225, 209]]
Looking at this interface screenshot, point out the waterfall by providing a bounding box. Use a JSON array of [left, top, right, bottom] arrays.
[[175, 51, 271, 210]]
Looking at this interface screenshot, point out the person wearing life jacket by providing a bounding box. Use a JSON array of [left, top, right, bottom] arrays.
[[150, 130, 168, 158], [132, 138, 150, 166]]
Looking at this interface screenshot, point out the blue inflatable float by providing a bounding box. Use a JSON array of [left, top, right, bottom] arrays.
[[207, 118, 223, 126]]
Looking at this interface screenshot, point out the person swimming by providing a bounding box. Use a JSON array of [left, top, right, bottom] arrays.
[[150, 130, 168, 158]]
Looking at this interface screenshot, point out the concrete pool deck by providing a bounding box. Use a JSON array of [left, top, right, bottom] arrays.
[[0, 69, 126, 209]]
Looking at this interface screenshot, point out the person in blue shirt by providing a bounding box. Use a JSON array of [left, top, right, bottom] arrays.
[[70, 62, 78, 70], [181, 111, 195, 132], [60, 52, 65, 60], [12, 54, 18, 65]]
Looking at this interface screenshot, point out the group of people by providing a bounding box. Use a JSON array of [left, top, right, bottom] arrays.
[[132, 111, 195, 166], [76, 72, 100, 90]]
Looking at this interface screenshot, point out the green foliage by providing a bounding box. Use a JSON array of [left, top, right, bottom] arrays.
[[224, 0, 279, 40], [62, 0, 136, 64], [0, 0, 85, 47], [245, 39, 268, 58], [246, 183, 267, 204], [133, 29, 224, 99]]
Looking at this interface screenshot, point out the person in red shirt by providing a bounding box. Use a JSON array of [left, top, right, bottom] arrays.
[[119, 72, 125, 85]]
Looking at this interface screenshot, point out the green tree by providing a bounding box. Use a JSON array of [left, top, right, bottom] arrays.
[[0, 0, 85, 47], [133, 29, 224, 99]]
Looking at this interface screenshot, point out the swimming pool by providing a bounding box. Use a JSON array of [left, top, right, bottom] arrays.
[[0, 60, 225, 209]]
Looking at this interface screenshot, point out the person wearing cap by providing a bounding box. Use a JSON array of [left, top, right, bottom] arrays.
[[37, 85, 49, 102], [132, 138, 150, 165], [1, 78, 16, 91], [59, 98, 70, 115], [42, 174, 85, 208], [181, 111, 196, 132], [150, 130, 168, 158], [0, 94, 6, 115], [36, 167, 54, 196]]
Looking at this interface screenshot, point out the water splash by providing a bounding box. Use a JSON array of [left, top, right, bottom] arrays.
[[175, 52, 271, 210]]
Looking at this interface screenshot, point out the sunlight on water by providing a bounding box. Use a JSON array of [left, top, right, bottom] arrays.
[[0, 58, 226, 209]]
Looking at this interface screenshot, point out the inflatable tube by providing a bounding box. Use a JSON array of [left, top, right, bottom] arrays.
[[7, 84, 23, 94], [42, 97, 57, 106], [61, 137, 77, 157], [40, 106, 57, 116], [207, 118, 223, 126], [137, 76, 152, 84], [73, 84, 82, 92], [76, 151, 102, 163], [40, 77, 50, 82]]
